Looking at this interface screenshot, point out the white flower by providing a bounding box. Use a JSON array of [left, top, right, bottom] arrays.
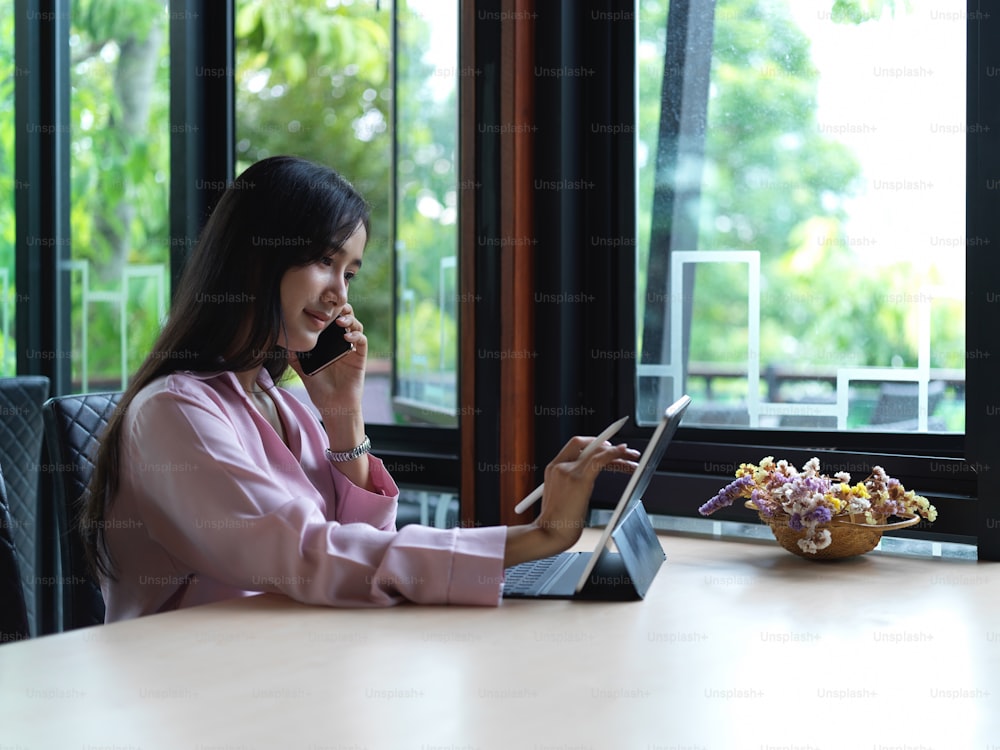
[[796, 529, 832, 554], [848, 496, 871, 515]]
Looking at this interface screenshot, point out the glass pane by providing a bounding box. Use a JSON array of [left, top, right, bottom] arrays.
[[0, 0, 14, 376], [393, 0, 459, 426], [235, 0, 459, 427], [235, 0, 392, 419], [637, 0, 965, 433], [70, 0, 171, 392], [398, 486, 459, 528]]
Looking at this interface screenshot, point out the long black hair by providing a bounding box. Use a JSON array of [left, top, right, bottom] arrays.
[[83, 155, 370, 578]]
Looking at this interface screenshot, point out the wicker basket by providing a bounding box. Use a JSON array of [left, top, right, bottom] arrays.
[[745, 500, 921, 560]]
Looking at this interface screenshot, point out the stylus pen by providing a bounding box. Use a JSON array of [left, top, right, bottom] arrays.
[[513, 415, 629, 515]]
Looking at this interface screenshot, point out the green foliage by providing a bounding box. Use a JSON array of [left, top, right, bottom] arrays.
[[69, 0, 170, 386], [3, 0, 961, 425], [392, 2, 461, 416], [830, 0, 908, 24], [0, 0, 16, 373], [396, 298, 457, 377], [0, 0, 171, 381], [236, 0, 459, 410], [638, 0, 963, 388], [1, 0, 457, 391], [236, 0, 395, 358], [73, 0, 161, 42]]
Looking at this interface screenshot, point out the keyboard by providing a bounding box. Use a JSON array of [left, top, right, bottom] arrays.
[[502, 553, 572, 596]]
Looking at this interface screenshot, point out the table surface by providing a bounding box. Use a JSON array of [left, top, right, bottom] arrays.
[[2, 529, 998, 749]]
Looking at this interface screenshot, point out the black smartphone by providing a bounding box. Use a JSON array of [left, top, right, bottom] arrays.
[[297, 323, 354, 376]]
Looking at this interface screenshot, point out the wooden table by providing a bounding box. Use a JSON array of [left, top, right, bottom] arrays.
[[2, 530, 998, 749]]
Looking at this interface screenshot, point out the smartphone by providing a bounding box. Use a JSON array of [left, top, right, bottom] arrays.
[[297, 322, 354, 376]]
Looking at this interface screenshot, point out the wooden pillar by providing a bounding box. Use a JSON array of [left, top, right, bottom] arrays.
[[498, 0, 536, 525], [459, 0, 537, 528]]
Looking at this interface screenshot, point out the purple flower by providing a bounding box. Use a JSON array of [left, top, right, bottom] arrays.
[[770, 473, 793, 488], [788, 513, 804, 531], [750, 489, 779, 517], [807, 506, 832, 525], [699, 474, 756, 516]]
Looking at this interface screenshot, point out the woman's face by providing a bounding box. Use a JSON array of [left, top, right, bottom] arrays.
[[278, 222, 367, 353]]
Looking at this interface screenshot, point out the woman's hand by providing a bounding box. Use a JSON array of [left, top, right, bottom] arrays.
[[288, 303, 368, 414], [503, 437, 640, 568], [288, 303, 372, 490]]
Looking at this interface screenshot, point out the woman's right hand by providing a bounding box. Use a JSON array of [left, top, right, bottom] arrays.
[[503, 437, 639, 568]]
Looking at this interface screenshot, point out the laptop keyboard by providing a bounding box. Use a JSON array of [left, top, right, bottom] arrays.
[[503, 553, 569, 596]]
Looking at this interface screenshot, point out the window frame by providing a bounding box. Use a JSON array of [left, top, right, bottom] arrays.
[[530, 0, 994, 556], [14, 0, 72, 393]]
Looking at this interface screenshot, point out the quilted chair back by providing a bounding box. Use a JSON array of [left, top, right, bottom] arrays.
[[0, 461, 29, 643], [0, 376, 49, 637], [42, 392, 123, 631]]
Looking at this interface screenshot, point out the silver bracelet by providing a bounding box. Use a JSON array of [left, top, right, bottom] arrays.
[[325, 435, 372, 463]]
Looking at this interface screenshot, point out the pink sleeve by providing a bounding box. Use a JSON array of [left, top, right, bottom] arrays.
[[330, 456, 398, 530], [124, 389, 506, 607]]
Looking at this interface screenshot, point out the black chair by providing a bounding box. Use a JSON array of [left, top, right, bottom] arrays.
[[42, 392, 123, 631], [0, 463, 29, 643], [0, 376, 50, 637]]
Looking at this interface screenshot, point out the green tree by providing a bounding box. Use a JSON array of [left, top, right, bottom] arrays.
[[638, 0, 958, 377], [393, 1, 459, 382], [70, 0, 170, 386], [236, 0, 394, 358], [694, 0, 861, 366], [236, 0, 461, 412], [0, 0, 16, 373]]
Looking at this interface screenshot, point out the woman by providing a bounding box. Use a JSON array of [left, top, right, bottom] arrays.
[[84, 155, 637, 620]]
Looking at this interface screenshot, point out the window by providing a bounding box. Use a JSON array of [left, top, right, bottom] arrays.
[[593, 0, 985, 553], [393, 0, 460, 426], [19, 0, 993, 553], [236, 0, 392, 404], [69, 0, 171, 392], [523, 0, 981, 551], [637, 0, 965, 434], [235, 0, 460, 428], [235, 0, 461, 519]]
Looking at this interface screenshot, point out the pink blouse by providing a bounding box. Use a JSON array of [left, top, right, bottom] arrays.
[[101, 370, 507, 621]]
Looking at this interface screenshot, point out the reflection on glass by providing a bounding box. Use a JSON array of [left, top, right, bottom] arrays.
[[0, 0, 14, 375], [69, 0, 171, 391], [637, 0, 965, 433]]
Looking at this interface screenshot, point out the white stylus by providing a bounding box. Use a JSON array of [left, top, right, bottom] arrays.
[[513, 415, 629, 515]]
